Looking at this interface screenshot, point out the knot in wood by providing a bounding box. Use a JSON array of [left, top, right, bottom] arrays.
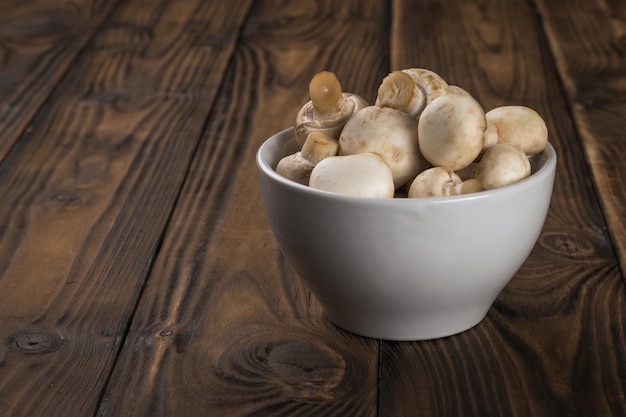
[[13, 332, 63, 354], [539, 230, 598, 258], [49, 192, 82, 207]]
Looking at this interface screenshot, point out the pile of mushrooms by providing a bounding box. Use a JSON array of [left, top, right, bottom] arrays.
[[276, 69, 548, 198]]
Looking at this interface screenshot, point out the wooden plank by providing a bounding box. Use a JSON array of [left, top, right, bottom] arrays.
[[0, 1, 251, 416], [534, 0, 626, 277], [96, 1, 389, 416], [0, 0, 119, 161], [380, 0, 626, 415]]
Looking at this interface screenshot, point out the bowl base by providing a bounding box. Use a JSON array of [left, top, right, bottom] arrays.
[[324, 309, 488, 341]]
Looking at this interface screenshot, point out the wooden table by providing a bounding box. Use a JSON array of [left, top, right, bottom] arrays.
[[0, 0, 625, 415]]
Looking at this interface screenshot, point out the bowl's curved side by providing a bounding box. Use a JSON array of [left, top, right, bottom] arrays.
[[257, 128, 556, 340]]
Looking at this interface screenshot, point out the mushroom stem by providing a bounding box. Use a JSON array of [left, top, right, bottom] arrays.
[[402, 68, 450, 108], [294, 71, 369, 147], [309, 71, 344, 115], [376, 71, 421, 114], [301, 131, 339, 165]]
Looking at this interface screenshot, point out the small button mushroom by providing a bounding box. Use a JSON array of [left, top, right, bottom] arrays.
[[418, 92, 486, 171], [483, 105, 548, 155], [309, 153, 395, 198], [338, 106, 428, 189], [408, 167, 462, 198], [471, 143, 531, 189], [294, 71, 368, 147], [275, 152, 315, 185], [408, 168, 485, 198]]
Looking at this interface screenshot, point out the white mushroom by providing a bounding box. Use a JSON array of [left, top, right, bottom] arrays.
[[446, 85, 473, 97], [309, 153, 395, 198], [294, 71, 368, 146], [375, 68, 450, 120], [275, 152, 315, 185], [338, 106, 428, 188], [375, 71, 424, 119], [472, 143, 531, 189], [483, 105, 548, 155], [408, 167, 462, 198], [402, 68, 450, 108], [418, 92, 486, 171], [408, 168, 486, 198]]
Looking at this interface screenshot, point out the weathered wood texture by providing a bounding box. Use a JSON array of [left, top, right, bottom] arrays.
[[535, 0, 626, 277], [0, 0, 625, 416], [0, 0, 252, 415], [96, 1, 389, 416], [381, 0, 626, 416], [0, 0, 119, 161]]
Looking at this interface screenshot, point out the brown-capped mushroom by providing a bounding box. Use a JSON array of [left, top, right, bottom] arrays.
[[338, 106, 427, 189], [418, 92, 486, 171], [294, 71, 368, 146], [483, 105, 548, 155], [309, 153, 395, 198], [472, 143, 531, 189]]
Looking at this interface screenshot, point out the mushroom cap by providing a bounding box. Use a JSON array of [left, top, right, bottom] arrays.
[[471, 143, 531, 189], [418, 93, 486, 171], [338, 106, 427, 188], [408, 167, 462, 198], [309, 153, 395, 198], [484, 105, 548, 155]]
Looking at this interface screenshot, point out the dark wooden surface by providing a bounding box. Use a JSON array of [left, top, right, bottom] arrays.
[[0, 0, 624, 416]]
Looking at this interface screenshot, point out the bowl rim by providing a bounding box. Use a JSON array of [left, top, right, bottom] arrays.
[[257, 127, 557, 205]]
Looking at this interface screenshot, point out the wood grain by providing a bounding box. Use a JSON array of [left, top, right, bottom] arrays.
[[535, 0, 626, 278], [381, 0, 626, 415], [1, 0, 624, 416], [96, 1, 389, 416], [0, 0, 251, 415], [0, 0, 119, 161]]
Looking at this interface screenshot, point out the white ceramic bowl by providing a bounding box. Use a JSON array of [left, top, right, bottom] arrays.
[[257, 128, 557, 340]]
